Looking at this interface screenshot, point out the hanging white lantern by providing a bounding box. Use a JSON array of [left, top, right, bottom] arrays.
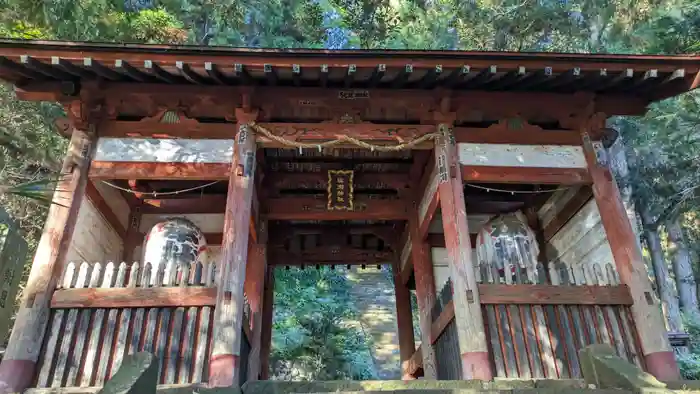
[[475, 211, 539, 284], [142, 218, 209, 285]]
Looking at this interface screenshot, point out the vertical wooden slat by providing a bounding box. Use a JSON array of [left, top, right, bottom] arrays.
[[94, 263, 127, 386], [546, 264, 565, 378], [496, 305, 517, 377], [557, 304, 580, 377], [143, 265, 165, 355], [193, 306, 211, 383], [36, 263, 76, 388], [109, 262, 139, 379], [522, 306, 544, 378], [156, 262, 173, 381], [179, 264, 198, 384], [508, 305, 530, 378], [533, 304, 557, 378], [80, 262, 115, 387], [52, 262, 91, 388], [130, 263, 151, 354], [485, 305, 505, 377], [66, 263, 102, 386], [618, 306, 643, 368], [167, 307, 185, 384]]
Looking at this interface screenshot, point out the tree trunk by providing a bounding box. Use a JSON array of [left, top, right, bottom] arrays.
[[666, 217, 699, 321], [640, 209, 682, 332]]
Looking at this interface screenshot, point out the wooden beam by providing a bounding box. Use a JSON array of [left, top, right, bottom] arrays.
[[254, 123, 435, 149], [581, 130, 679, 380], [89, 161, 231, 180], [268, 247, 393, 265], [462, 166, 592, 185], [430, 299, 455, 344], [454, 127, 582, 146], [0, 128, 96, 394], [51, 287, 217, 308], [478, 284, 633, 305], [264, 172, 410, 191], [210, 112, 258, 387], [543, 186, 593, 241], [140, 195, 228, 214], [85, 180, 126, 238], [13, 81, 651, 117], [263, 197, 407, 221]]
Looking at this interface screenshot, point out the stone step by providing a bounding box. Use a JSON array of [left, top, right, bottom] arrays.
[[240, 379, 594, 394]]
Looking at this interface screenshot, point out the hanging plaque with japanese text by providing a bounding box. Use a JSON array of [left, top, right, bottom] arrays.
[[327, 170, 354, 210]]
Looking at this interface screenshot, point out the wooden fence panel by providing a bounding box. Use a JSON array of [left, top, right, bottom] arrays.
[[475, 260, 643, 379], [34, 261, 218, 389]]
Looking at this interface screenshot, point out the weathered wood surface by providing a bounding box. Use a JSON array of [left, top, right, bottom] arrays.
[[581, 130, 677, 380], [51, 287, 217, 308], [545, 199, 616, 277], [435, 123, 491, 380], [478, 284, 633, 305], [89, 161, 231, 180], [425, 259, 643, 380], [95, 138, 235, 163], [92, 181, 130, 230], [34, 261, 217, 388], [0, 128, 95, 394], [209, 118, 257, 387], [458, 143, 587, 168], [263, 197, 407, 221], [65, 199, 124, 264], [461, 166, 591, 184], [85, 181, 127, 239]]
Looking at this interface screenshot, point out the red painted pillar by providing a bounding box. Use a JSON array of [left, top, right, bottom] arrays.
[[581, 124, 679, 380], [259, 268, 275, 380], [392, 258, 416, 380], [0, 125, 96, 394], [408, 220, 439, 379], [435, 122, 493, 381], [244, 222, 267, 381], [209, 110, 258, 387]]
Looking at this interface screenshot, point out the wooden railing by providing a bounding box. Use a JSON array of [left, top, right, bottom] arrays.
[[411, 260, 641, 380], [36, 261, 251, 389]]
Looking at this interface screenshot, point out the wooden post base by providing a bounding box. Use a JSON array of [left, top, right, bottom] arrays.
[[0, 360, 36, 394], [644, 351, 680, 381], [461, 351, 492, 381], [208, 354, 239, 387]]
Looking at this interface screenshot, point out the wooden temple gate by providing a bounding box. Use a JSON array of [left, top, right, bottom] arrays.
[[0, 40, 697, 392]]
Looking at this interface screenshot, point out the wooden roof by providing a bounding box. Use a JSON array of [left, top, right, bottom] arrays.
[[0, 39, 698, 101]]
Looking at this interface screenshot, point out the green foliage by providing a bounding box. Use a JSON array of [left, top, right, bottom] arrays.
[[271, 267, 377, 380], [677, 313, 700, 379]]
